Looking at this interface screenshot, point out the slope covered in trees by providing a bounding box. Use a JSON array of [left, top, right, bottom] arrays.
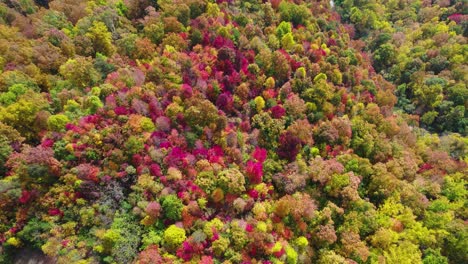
[[0, 0, 466, 263], [335, 0, 467, 134]]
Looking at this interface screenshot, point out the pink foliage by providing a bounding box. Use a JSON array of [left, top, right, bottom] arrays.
[[448, 13, 466, 24], [19, 190, 32, 204], [176, 241, 195, 261], [41, 139, 54, 148], [246, 161, 263, 184], [200, 256, 214, 264], [114, 106, 129, 115], [149, 164, 162, 177], [48, 208, 63, 217], [207, 145, 224, 164], [252, 147, 267, 163], [270, 105, 286, 118], [146, 202, 161, 218]]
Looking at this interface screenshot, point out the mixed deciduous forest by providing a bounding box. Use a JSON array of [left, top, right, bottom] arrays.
[[0, 0, 466, 263]]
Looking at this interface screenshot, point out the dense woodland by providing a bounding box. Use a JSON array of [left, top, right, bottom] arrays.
[[0, 0, 466, 263]]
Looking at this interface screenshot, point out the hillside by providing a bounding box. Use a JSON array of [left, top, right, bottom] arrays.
[[0, 1, 466, 263]]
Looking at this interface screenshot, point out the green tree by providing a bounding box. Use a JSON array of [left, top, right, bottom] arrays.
[[59, 57, 101, 89], [373, 43, 397, 73], [276, 21, 292, 39], [163, 224, 185, 251], [0, 135, 12, 175], [278, 2, 311, 26], [161, 194, 184, 221], [0, 93, 48, 142], [384, 241, 422, 264], [47, 114, 70, 132], [86, 21, 115, 56]]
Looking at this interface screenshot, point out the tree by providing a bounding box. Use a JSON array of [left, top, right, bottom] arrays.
[[0, 92, 48, 142], [59, 57, 101, 89], [373, 43, 397, 73], [161, 194, 184, 221], [413, 77, 446, 110], [86, 21, 115, 56], [144, 22, 165, 44], [47, 114, 70, 132], [252, 112, 286, 149], [163, 225, 186, 251], [0, 135, 12, 175], [278, 2, 311, 26], [276, 21, 292, 39], [33, 42, 67, 73], [384, 241, 422, 264], [49, 0, 88, 24]]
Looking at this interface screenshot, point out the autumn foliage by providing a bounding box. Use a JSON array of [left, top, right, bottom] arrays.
[[0, 0, 466, 263]]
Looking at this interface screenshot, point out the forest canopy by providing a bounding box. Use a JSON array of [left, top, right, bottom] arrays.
[[0, 0, 466, 264]]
